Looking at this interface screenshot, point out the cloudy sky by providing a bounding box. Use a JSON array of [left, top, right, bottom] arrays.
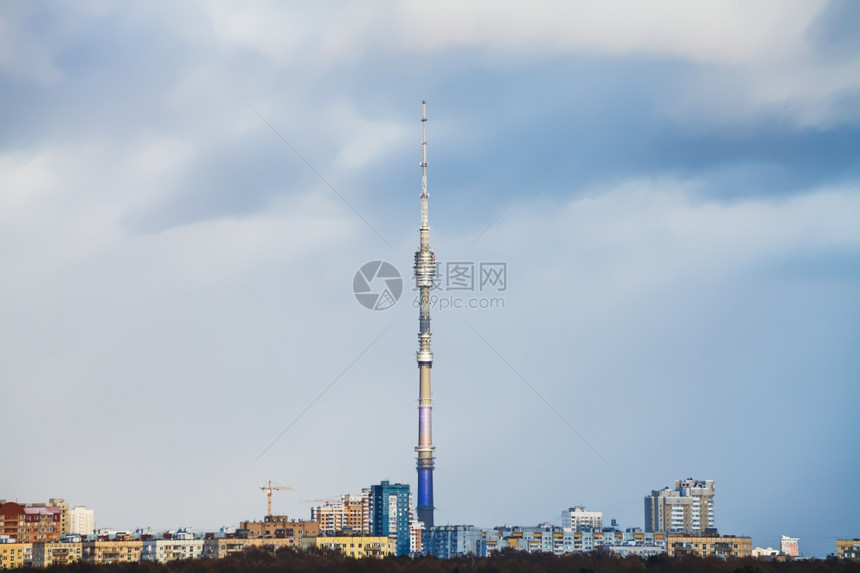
[[1, 1, 859, 558]]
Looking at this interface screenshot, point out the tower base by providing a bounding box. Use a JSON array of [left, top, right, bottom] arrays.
[[417, 505, 434, 529]]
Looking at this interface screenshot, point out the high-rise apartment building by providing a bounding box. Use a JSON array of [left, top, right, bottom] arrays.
[[311, 491, 370, 535], [561, 507, 603, 530], [781, 535, 799, 557], [645, 478, 715, 533], [370, 481, 411, 556], [69, 507, 94, 536]]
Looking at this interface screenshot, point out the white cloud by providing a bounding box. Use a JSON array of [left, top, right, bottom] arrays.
[[495, 177, 860, 293], [456, 177, 860, 334], [327, 102, 410, 170], [0, 2, 114, 85], [391, 1, 812, 65], [0, 12, 64, 85], [198, 1, 822, 67], [193, 1, 857, 127], [0, 137, 356, 300]]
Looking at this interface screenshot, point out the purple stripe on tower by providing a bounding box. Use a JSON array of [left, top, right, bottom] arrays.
[[418, 406, 432, 442]]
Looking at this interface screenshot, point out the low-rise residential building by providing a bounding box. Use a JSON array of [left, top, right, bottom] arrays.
[[235, 517, 320, 546], [608, 544, 666, 558], [425, 525, 484, 558], [426, 524, 667, 559], [423, 523, 670, 559], [286, 520, 321, 544], [482, 525, 665, 557], [32, 540, 83, 567], [202, 537, 293, 559], [238, 515, 292, 539], [82, 538, 144, 564], [141, 536, 204, 562], [752, 546, 780, 558], [490, 524, 572, 554], [0, 540, 31, 569], [667, 533, 751, 559], [837, 539, 860, 560], [300, 536, 396, 558]]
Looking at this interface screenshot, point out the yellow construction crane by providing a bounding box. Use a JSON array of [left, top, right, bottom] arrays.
[[259, 480, 293, 517]]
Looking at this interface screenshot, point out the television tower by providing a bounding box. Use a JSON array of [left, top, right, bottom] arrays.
[[414, 100, 436, 528]]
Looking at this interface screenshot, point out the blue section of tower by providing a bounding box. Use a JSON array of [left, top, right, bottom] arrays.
[[370, 480, 412, 557], [417, 469, 433, 508]]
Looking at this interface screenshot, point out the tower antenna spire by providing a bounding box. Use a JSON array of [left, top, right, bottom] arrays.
[[420, 100, 429, 234], [414, 100, 436, 528]]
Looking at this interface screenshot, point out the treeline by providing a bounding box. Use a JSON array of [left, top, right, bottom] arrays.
[[29, 548, 860, 573]]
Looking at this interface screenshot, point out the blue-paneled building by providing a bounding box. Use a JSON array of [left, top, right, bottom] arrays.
[[370, 481, 411, 556]]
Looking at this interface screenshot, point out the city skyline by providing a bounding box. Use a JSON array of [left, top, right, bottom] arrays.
[[1, 1, 858, 561], [0, 482, 813, 560]]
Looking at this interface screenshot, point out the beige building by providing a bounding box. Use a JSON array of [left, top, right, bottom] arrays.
[[667, 533, 751, 559], [82, 539, 143, 564], [310, 492, 371, 535], [410, 519, 424, 555], [32, 541, 83, 567], [837, 539, 860, 560], [69, 507, 95, 535], [237, 516, 320, 543], [29, 499, 70, 535], [0, 541, 32, 569], [752, 546, 780, 558], [202, 537, 294, 559], [301, 536, 396, 558], [239, 515, 292, 539], [646, 479, 715, 533]]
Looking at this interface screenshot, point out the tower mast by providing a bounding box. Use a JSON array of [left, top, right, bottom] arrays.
[[414, 100, 436, 528]]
